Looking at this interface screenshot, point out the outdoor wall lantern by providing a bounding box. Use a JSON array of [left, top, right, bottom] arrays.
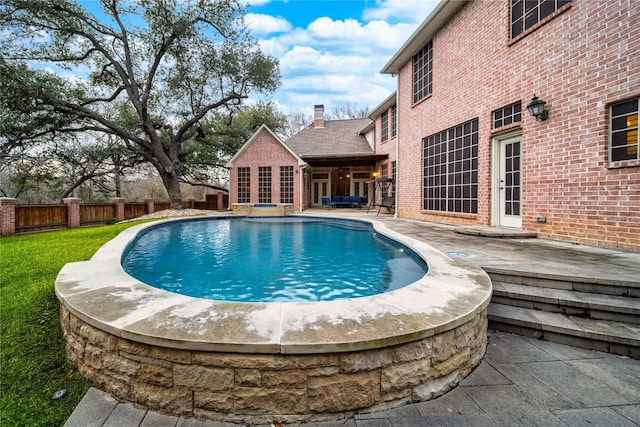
[[526, 94, 548, 121]]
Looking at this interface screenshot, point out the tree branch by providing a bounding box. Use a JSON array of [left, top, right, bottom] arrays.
[[80, 85, 127, 105]]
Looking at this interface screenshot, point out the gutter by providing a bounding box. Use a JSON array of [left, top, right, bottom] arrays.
[[381, 0, 467, 74]]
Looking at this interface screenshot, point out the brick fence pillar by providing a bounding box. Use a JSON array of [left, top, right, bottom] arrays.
[[145, 199, 155, 215], [63, 197, 81, 229], [217, 193, 224, 210], [0, 198, 17, 237], [112, 198, 125, 221]]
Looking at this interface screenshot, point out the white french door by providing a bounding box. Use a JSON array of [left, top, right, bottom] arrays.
[[495, 134, 522, 228], [312, 178, 329, 206]]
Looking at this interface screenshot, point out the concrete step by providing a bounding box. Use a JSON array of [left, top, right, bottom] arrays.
[[487, 303, 640, 359], [492, 281, 640, 325], [485, 268, 640, 298]]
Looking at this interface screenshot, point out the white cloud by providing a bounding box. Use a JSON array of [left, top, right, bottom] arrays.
[[250, 0, 439, 114], [363, 0, 440, 23], [245, 13, 292, 36]]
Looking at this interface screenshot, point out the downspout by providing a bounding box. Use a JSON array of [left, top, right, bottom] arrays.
[[299, 164, 307, 212], [394, 87, 400, 219]]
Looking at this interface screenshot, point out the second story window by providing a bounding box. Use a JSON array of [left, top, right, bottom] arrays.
[[381, 110, 389, 142], [511, 0, 571, 39], [391, 104, 397, 137], [413, 40, 433, 104]]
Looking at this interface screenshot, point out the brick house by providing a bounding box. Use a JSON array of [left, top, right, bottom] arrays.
[[380, 0, 639, 249], [226, 106, 389, 210]]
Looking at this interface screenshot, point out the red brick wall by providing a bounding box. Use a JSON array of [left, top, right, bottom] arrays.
[[374, 107, 397, 177], [395, 0, 640, 249], [0, 198, 16, 236], [228, 128, 303, 209]]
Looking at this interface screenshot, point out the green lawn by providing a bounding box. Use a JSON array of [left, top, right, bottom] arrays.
[[0, 222, 149, 426]]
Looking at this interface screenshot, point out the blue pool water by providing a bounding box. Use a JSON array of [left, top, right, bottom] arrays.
[[121, 217, 428, 302]]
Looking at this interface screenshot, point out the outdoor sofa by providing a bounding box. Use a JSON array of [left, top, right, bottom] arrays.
[[322, 195, 368, 208]]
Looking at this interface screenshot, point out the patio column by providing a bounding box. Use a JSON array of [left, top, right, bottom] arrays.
[[112, 198, 125, 221], [0, 198, 17, 237], [63, 197, 81, 229]]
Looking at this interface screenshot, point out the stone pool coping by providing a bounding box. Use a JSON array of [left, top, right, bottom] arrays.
[[55, 216, 492, 355]]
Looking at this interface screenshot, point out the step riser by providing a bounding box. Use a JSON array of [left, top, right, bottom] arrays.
[[491, 294, 640, 325], [488, 319, 640, 359], [491, 296, 588, 317], [487, 267, 640, 359], [487, 272, 638, 297]]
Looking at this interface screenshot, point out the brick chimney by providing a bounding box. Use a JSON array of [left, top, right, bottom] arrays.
[[313, 104, 325, 128]]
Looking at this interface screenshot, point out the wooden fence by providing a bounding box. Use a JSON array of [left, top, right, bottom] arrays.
[[80, 203, 117, 226], [125, 202, 147, 220], [1, 193, 229, 236], [15, 204, 68, 233]]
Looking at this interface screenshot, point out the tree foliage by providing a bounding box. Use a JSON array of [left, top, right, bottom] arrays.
[[0, 0, 280, 208], [180, 101, 287, 189]]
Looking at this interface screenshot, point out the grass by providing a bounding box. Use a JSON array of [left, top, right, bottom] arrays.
[[0, 222, 151, 426]]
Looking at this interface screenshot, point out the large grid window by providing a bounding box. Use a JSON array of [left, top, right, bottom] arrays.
[[391, 104, 397, 137], [423, 118, 479, 214], [413, 40, 433, 104], [237, 167, 250, 203], [258, 167, 272, 203], [493, 101, 522, 129], [280, 166, 294, 203], [610, 97, 639, 162], [381, 110, 389, 142], [511, 0, 571, 39]]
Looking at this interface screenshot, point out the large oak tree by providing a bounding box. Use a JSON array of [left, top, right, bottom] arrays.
[[0, 0, 280, 208]]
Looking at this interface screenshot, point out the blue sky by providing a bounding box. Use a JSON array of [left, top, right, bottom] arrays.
[[245, 0, 440, 114], [48, 1, 440, 116]]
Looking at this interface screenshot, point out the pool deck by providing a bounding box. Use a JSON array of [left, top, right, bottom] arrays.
[[65, 209, 640, 426]]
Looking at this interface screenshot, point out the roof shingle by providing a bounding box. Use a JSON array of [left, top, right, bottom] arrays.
[[284, 118, 373, 158]]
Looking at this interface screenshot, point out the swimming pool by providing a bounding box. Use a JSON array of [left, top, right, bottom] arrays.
[[121, 217, 428, 302], [55, 213, 492, 424]]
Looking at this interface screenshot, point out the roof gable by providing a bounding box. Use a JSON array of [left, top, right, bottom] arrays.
[[225, 124, 306, 167]]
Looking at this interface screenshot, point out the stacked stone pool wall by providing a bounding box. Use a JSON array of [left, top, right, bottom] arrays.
[[55, 216, 492, 424], [61, 304, 487, 424]]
